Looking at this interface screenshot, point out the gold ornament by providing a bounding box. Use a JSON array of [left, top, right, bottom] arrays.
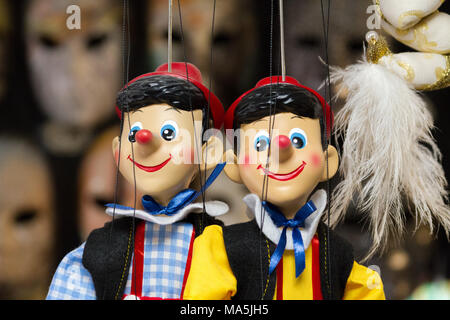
[[366, 32, 392, 64]]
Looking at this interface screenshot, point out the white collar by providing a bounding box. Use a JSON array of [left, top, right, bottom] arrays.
[[105, 200, 229, 225], [243, 189, 327, 250]]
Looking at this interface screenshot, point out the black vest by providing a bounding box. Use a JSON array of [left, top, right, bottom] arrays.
[[82, 213, 222, 300], [222, 220, 354, 300]]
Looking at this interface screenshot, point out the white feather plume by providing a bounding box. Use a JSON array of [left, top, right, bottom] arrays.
[[329, 55, 450, 259]]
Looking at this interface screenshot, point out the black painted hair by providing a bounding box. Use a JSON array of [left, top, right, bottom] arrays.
[[233, 84, 326, 149], [116, 75, 212, 134]]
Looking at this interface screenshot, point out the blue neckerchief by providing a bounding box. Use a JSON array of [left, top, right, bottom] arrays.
[[261, 200, 317, 278], [106, 162, 225, 216]]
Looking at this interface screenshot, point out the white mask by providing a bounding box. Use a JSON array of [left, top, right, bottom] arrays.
[[285, 0, 372, 90], [0, 137, 55, 299], [25, 0, 122, 129]]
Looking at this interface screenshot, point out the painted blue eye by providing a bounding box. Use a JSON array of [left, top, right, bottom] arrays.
[[128, 122, 143, 143], [254, 132, 270, 152], [289, 128, 307, 149], [160, 121, 179, 141]]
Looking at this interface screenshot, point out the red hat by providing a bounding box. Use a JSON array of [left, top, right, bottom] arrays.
[[224, 76, 333, 138], [116, 62, 224, 129]]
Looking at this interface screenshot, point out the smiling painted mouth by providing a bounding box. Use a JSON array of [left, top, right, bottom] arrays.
[[257, 161, 307, 181], [127, 154, 172, 172]]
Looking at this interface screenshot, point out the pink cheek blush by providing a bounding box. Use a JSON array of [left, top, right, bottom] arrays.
[[181, 147, 195, 164], [310, 153, 322, 167], [241, 155, 252, 167]]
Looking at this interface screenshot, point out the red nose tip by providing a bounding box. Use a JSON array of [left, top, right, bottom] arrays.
[[274, 135, 291, 149], [135, 129, 152, 144]]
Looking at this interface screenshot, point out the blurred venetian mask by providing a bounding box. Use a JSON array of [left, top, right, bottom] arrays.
[[0, 137, 54, 299], [25, 0, 122, 131], [147, 0, 258, 106], [284, 0, 371, 90], [78, 126, 139, 241]]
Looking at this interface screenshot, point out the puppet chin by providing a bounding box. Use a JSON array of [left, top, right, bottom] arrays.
[[328, 55, 450, 259]]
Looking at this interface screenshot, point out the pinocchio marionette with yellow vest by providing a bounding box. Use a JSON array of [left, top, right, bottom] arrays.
[[183, 1, 450, 298], [183, 75, 386, 300]]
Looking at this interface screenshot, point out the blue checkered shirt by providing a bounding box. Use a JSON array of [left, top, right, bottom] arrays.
[[46, 220, 193, 300]]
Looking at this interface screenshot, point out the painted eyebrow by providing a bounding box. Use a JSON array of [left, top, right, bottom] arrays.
[[164, 106, 182, 114], [290, 115, 306, 119]]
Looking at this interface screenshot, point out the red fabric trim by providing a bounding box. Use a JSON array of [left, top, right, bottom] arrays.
[[123, 222, 196, 301], [180, 227, 196, 299], [130, 220, 145, 297], [276, 258, 284, 300], [312, 235, 323, 300]]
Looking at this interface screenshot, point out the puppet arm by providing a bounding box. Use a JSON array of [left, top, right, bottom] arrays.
[[373, 0, 450, 90], [342, 262, 386, 300], [182, 225, 237, 300], [46, 243, 97, 300]]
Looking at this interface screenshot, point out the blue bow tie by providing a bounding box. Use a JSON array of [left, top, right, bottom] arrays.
[[106, 162, 225, 216], [262, 200, 317, 278]]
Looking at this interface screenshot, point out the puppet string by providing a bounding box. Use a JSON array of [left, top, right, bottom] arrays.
[[103, 0, 131, 300], [176, 0, 208, 229], [320, 0, 333, 297], [122, 0, 137, 300], [201, 0, 217, 230], [279, 0, 286, 81], [168, 0, 173, 72], [257, 0, 276, 299], [261, 0, 284, 298], [123, 0, 137, 300]]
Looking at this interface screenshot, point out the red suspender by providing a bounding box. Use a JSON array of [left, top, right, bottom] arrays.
[[275, 235, 322, 300], [126, 222, 195, 300], [312, 234, 323, 300], [180, 228, 196, 299], [130, 220, 146, 297], [276, 258, 284, 300]]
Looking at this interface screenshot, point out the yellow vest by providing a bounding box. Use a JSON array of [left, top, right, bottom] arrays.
[[183, 225, 385, 300]]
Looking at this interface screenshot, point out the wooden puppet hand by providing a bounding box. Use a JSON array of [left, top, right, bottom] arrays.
[[373, 0, 449, 90]]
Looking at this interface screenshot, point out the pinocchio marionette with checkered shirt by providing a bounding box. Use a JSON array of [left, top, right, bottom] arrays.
[[46, 62, 228, 300], [183, 76, 386, 300]]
